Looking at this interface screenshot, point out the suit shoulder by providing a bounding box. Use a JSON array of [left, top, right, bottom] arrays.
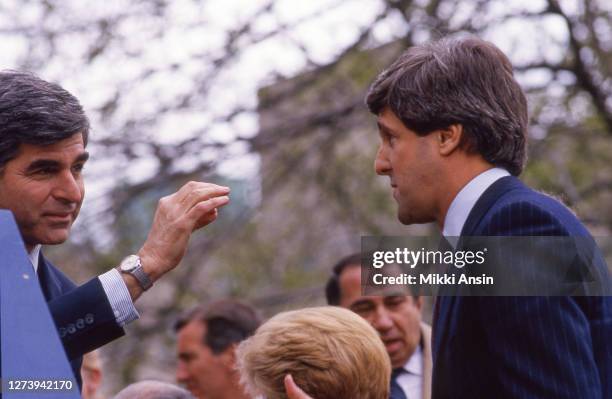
[[480, 187, 589, 236]]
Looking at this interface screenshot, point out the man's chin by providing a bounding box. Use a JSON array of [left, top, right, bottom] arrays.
[[23, 229, 70, 249], [398, 212, 412, 225], [398, 209, 434, 225], [390, 355, 408, 369], [397, 211, 420, 225], [39, 230, 72, 246]]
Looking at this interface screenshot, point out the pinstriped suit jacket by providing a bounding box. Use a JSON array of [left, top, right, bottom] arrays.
[[432, 176, 611, 399]]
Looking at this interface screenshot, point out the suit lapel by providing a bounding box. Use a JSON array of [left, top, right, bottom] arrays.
[[432, 235, 456, 360], [460, 176, 523, 237], [37, 252, 64, 301], [433, 294, 454, 358], [420, 323, 433, 399]]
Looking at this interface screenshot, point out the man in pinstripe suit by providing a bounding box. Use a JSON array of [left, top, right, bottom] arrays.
[[364, 36, 611, 399]]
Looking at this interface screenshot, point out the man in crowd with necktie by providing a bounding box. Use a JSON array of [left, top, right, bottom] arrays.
[[325, 254, 432, 399]]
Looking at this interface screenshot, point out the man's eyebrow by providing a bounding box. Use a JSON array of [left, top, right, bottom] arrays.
[[383, 294, 407, 302], [75, 152, 90, 163], [377, 121, 394, 134], [178, 352, 194, 359], [25, 159, 60, 172], [25, 151, 90, 172], [349, 298, 375, 308]]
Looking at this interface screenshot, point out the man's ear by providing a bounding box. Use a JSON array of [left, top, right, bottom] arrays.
[[437, 124, 463, 156], [89, 368, 102, 391], [220, 343, 239, 371]]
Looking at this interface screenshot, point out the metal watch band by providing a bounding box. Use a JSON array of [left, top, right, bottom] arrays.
[[119, 255, 153, 291], [131, 264, 153, 291]]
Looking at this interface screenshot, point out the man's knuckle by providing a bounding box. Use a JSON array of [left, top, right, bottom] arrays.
[[158, 195, 174, 209]]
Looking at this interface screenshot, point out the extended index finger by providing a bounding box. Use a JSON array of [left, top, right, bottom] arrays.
[[175, 181, 230, 210]]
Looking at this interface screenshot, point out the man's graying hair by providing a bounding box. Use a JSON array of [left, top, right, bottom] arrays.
[[366, 36, 528, 176], [114, 380, 195, 399], [0, 70, 90, 169]]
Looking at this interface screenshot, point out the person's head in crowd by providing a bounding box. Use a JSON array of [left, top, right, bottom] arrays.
[[114, 380, 194, 399], [174, 299, 261, 399], [326, 253, 423, 369], [82, 350, 104, 399], [0, 70, 90, 251], [366, 36, 528, 227], [236, 306, 390, 399]]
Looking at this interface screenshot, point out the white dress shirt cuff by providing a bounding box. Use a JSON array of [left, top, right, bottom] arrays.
[[98, 268, 140, 327]]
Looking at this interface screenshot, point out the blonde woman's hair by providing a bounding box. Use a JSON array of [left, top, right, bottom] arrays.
[[236, 306, 390, 399]]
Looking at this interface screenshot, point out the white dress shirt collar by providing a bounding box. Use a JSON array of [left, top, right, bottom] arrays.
[[403, 344, 423, 376], [396, 345, 423, 399], [442, 167, 510, 237], [28, 244, 42, 273]]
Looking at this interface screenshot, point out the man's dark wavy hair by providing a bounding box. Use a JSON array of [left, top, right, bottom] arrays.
[[366, 36, 528, 176], [0, 70, 89, 169]]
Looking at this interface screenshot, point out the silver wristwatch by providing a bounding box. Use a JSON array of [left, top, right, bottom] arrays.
[[119, 255, 153, 291]]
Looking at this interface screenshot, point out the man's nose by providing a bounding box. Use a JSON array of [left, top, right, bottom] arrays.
[[176, 364, 188, 383], [374, 145, 391, 176], [372, 307, 394, 332], [52, 171, 82, 204]]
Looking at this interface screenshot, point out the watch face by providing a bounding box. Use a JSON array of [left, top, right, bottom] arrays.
[[120, 255, 139, 272]]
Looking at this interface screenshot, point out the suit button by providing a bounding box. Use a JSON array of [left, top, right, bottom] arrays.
[[59, 327, 67, 338], [85, 313, 94, 324], [67, 323, 76, 334], [76, 319, 85, 329]]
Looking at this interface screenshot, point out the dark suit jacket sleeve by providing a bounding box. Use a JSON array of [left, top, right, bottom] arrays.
[[475, 202, 609, 398], [47, 278, 125, 360]]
